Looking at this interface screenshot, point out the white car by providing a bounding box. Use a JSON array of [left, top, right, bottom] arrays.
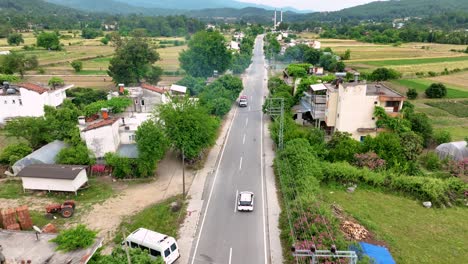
[[237, 191, 254, 212], [239, 95, 248, 107]]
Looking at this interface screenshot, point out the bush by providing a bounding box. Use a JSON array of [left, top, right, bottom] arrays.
[[56, 144, 95, 165], [354, 152, 386, 171], [0, 143, 32, 165], [51, 225, 97, 252], [48, 77, 65, 88], [421, 152, 441, 171], [70, 60, 83, 72], [370, 68, 401, 81], [433, 130, 451, 145], [427, 71, 437, 77], [406, 88, 418, 100], [425, 83, 447, 98]]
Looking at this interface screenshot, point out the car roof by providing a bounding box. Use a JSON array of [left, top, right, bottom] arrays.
[[240, 95, 248, 99], [239, 191, 253, 201]]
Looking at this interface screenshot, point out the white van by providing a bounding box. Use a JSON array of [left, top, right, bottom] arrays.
[[123, 228, 180, 264]]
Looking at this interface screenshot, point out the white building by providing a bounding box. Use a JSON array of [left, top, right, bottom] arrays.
[[229, 41, 240, 51], [80, 83, 168, 158], [17, 164, 88, 194], [0, 82, 73, 124], [309, 40, 321, 49], [296, 77, 406, 141]]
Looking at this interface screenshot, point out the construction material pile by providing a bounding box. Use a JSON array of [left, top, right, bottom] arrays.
[[0, 205, 33, 230], [341, 220, 369, 240]]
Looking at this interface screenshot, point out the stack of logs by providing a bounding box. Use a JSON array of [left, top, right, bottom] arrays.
[[0, 205, 33, 231], [341, 220, 369, 240]]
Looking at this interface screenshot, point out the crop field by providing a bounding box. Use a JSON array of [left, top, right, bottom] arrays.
[[425, 100, 468, 118], [391, 79, 468, 99], [321, 186, 468, 264], [155, 45, 186, 72], [427, 71, 468, 91]]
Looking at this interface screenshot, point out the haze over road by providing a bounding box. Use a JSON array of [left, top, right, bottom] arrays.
[[190, 35, 269, 264]]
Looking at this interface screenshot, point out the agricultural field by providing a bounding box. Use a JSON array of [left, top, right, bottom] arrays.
[[391, 79, 468, 99], [427, 71, 468, 91], [321, 186, 468, 264]]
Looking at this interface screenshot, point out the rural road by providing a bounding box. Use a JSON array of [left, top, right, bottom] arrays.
[[189, 35, 269, 264]]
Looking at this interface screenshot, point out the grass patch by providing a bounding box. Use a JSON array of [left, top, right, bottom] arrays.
[[113, 195, 186, 244], [361, 56, 468, 67], [0, 179, 24, 199], [76, 70, 108, 75], [392, 79, 468, 99], [90, 57, 111, 63], [425, 100, 468, 117], [321, 186, 468, 264], [0, 177, 114, 203]]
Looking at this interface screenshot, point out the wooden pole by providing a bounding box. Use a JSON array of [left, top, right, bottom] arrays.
[[182, 148, 186, 199]]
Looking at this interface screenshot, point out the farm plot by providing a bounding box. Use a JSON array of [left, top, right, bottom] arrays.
[[155, 45, 186, 72], [391, 79, 468, 98], [427, 71, 468, 91], [425, 100, 468, 118]]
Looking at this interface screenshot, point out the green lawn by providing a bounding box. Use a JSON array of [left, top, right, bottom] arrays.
[[0, 177, 114, 203], [113, 196, 186, 244], [361, 56, 468, 67], [392, 79, 468, 99], [321, 186, 468, 264]]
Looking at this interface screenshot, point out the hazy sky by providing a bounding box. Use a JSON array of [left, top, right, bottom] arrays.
[[237, 0, 381, 11]]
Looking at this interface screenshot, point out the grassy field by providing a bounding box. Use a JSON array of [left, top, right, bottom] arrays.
[[113, 195, 187, 244], [321, 185, 468, 264], [427, 71, 468, 91], [425, 100, 468, 118], [391, 79, 468, 99], [359, 56, 468, 67]]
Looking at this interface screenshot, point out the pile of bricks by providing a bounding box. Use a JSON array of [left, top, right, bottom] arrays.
[[0, 205, 33, 231], [16, 206, 33, 230]]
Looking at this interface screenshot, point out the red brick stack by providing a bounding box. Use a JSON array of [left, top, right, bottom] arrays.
[[1, 208, 20, 230], [41, 223, 57, 233], [16, 205, 33, 230]]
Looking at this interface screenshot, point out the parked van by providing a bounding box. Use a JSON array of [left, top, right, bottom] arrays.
[[123, 228, 180, 264]]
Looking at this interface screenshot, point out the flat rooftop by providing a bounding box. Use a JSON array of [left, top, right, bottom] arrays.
[[0, 230, 102, 264], [324, 82, 404, 98]]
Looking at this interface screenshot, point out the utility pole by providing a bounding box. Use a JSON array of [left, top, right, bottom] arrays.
[[182, 148, 185, 199], [266, 98, 284, 150]]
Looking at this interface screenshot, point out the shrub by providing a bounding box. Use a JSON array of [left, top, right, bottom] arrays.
[[370, 68, 401, 81], [427, 71, 437, 77], [51, 225, 97, 252], [433, 130, 451, 145], [406, 88, 418, 100], [48, 77, 65, 88], [421, 152, 441, 171], [426, 83, 447, 98], [354, 152, 386, 171], [0, 143, 32, 165], [70, 60, 83, 72]]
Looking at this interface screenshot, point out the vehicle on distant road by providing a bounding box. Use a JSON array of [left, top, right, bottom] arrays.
[[237, 191, 254, 211], [123, 228, 180, 264], [239, 95, 248, 107]]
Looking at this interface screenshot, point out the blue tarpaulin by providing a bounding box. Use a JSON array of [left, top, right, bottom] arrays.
[[359, 242, 396, 264]]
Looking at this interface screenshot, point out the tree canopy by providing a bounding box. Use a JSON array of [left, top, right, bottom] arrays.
[[179, 30, 232, 78], [36, 32, 61, 50], [108, 37, 162, 85]]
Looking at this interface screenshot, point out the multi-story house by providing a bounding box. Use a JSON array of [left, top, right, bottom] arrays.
[[297, 76, 406, 141], [0, 82, 74, 124]]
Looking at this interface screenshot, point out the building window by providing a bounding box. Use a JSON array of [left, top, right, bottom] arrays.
[[141, 99, 145, 106], [19, 99, 22, 106], [360, 136, 366, 142], [129, 134, 136, 141]]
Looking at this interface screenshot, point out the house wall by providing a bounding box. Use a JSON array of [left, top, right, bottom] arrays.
[[325, 90, 338, 127], [21, 171, 87, 193], [83, 122, 121, 158], [46, 88, 68, 107], [334, 84, 378, 140]]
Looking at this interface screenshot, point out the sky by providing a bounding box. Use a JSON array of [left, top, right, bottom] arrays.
[[237, 0, 382, 11]]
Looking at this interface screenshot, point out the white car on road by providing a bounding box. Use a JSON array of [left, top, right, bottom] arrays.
[[237, 191, 254, 212]]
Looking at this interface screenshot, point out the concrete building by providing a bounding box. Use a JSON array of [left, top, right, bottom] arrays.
[[296, 77, 406, 140], [17, 164, 88, 194], [80, 83, 168, 158], [0, 82, 74, 123]]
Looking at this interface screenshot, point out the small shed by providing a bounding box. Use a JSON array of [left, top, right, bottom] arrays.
[[170, 84, 187, 95], [435, 141, 468, 161], [17, 164, 88, 194]]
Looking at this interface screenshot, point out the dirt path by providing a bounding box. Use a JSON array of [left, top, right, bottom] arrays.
[[0, 196, 55, 211], [81, 150, 196, 244]]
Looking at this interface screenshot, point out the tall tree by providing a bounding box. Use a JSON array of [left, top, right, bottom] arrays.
[[7, 33, 24, 46], [156, 96, 219, 160], [36, 32, 61, 50], [108, 37, 162, 85], [0, 53, 38, 77], [135, 120, 169, 176], [179, 30, 232, 78]]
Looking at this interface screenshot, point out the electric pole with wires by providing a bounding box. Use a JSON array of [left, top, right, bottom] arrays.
[[266, 97, 284, 150]]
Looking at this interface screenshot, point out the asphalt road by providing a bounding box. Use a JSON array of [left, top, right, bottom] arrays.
[[190, 35, 269, 264]]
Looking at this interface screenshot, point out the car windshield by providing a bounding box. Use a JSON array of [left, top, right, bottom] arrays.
[[240, 98, 247, 102], [240, 200, 251, 206]]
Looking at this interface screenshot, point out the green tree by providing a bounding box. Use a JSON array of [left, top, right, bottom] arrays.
[[89, 247, 163, 264], [326, 132, 362, 163], [81, 28, 102, 39], [108, 37, 161, 85], [343, 49, 351, 60], [4, 117, 52, 149], [0, 53, 38, 77], [0, 74, 19, 84], [66, 87, 107, 107], [176, 76, 206, 96], [0, 143, 32, 166], [370, 68, 401, 81], [406, 88, 418, 100], [7, 33, 24, 46], [56, 144, 95, 165], [48, 77, 65, 88], [425, 83, 447, 98], [71, 60, 83, 72], [363, 132, 404, 168], [399, 131, 423, 161], [51, 225, 97, 252], [156, 96, 219, 160], [135, 120, 169, 176], [407, 112, 433, 147], [36, 32, 61, 50], [179, 30, 232, 77], [433, 130, 452, 145]]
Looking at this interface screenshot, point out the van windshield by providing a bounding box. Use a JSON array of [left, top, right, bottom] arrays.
[[164, 248, 171, 257]]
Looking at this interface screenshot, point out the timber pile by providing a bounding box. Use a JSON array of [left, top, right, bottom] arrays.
[[341, 220, 369, 240]]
